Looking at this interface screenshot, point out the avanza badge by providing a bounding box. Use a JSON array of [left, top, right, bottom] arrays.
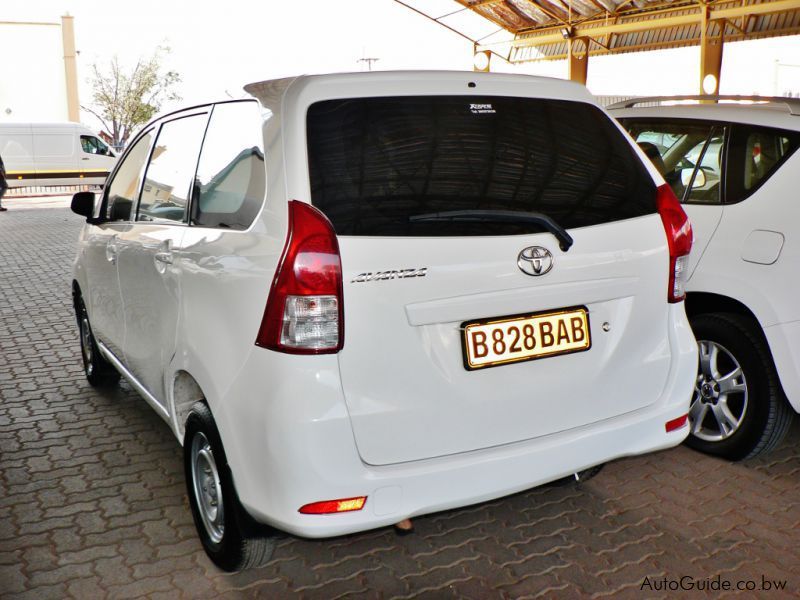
[[351, 268, 427, 283]]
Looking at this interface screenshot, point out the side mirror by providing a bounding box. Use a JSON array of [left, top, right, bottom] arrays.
[[680, 168, 706, 189], [71, 191, 95, 219]]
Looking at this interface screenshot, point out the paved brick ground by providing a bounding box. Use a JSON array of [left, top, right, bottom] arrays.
[[1, 207, 798, 599]]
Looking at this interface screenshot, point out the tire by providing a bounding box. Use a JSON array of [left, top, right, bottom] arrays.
[[687, 313, 793, 460], [183, 402, 275, 571], [76, 296, 120, 387]]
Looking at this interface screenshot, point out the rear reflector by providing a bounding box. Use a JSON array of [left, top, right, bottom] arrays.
[[299, 496, 367, 515], [665, 414, 688, 433], [656, 184, 693, 303]]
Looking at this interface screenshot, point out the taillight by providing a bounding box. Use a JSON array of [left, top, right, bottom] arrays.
[[656, 184, 693, 303], [255, 200, 344, 353]]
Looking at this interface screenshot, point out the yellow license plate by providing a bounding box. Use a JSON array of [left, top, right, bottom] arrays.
[[462, 307, 591, 370]]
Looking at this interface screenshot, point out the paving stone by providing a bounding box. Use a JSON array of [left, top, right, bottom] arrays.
[[1, 207, 799, 598]]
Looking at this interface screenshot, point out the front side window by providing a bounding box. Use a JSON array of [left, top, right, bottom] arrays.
[[622, 119, 725, 205], [307, 96, 656, 237], [191, 101, 265, 230], [81, 135, 111, 156], [684, 130, 725, 204], [138, 113, 208, 223], [105, 130, 154, 221]]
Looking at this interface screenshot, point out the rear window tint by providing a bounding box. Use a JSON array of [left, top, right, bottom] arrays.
[[307, 96, 656, 237]]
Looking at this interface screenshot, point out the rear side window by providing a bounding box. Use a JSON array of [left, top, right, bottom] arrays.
[[191, 101, 266, 230], [732, 125, 799, 199], [306, 96, 656, 236]]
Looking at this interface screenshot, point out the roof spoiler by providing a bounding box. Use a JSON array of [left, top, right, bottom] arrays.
[[607, 95, 800, 116]]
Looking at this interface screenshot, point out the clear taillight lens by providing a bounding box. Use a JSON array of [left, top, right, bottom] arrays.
[[656, 184, 693, 303], [280, 295, 340, 349], [256, 201, 344, 353]]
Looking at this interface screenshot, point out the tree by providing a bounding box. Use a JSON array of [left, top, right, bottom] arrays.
[[83, 47, 181, 149]]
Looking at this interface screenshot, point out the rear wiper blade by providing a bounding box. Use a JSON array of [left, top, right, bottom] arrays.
[[409, 210, 573, 251]]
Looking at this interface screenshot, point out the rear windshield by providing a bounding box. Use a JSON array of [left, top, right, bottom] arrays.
[[306, 96, 656, 237]]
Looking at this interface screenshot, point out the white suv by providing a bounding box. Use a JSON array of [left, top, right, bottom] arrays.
[[611, 96, 800, 460], [71, 72, 697, 571]]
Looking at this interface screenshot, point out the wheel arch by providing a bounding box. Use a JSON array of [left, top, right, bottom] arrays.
[[172, 370, 207, 444], [71, 279, 82, 317], [685, 291, 800, 413], [684, 292, 760, 323]]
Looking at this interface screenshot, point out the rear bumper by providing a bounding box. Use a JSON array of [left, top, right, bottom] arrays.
[[219, 305, 697, 539]]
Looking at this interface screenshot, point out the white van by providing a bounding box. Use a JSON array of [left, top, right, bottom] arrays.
[[0, 122, 116, 188]]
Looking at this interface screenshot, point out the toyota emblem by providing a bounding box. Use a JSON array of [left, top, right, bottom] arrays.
[[518, 246, 553, 276]]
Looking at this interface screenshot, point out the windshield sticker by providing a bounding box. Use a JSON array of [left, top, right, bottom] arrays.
[[469, 103, 496, 114]]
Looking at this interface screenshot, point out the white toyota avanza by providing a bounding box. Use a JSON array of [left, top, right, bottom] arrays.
[[70, 72, 697, 570]]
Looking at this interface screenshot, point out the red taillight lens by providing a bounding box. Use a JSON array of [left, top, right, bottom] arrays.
[[299, 496, 367, 515], [255, 200, 344, 353], [656, 184, 693, 303], [665, 413, 688, 433]]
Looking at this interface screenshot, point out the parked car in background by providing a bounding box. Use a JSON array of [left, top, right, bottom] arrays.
[[611, 95, 800, 460], [0, 122, 116, 188], [70, 72, 697, 571]]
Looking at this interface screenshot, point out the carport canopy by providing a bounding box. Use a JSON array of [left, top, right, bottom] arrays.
[[396, 0, 800, 94]]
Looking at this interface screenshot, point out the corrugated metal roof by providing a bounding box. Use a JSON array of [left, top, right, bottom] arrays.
[[446, 0, 800, 61]]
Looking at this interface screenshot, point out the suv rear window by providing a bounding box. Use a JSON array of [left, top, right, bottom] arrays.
[[307, 96, 656, 236]]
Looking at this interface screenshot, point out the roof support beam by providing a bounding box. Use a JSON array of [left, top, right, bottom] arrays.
[[568, 37, 590, 84], [700, 10, 725, 95], [467, 0, 506, 8]]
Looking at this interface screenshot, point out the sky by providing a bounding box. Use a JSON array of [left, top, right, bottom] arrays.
[[3, 0, 800, 130]]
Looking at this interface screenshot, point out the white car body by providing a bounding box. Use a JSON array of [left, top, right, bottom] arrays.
[[611, 102, 800, 413], [71, 72, 696, 549], [0, 122, 116, 188]]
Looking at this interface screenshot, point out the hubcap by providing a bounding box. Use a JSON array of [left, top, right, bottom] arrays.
[[690, 340, 748, 442], [190, 432, 225, 543], [80, 315, 93, 376]]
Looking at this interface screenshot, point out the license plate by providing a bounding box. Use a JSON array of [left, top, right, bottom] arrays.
[[462, 307, 591, 370]]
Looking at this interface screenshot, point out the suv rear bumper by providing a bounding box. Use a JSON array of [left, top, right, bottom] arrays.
[[218, 305, 697, 539]]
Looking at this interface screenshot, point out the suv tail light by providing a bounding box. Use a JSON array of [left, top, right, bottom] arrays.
[[656, 184, 693, 303], [256, 200, 344, 353]]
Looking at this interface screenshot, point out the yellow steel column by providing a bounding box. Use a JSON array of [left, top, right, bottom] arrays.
[[568, 37, 589, 85], [699, 8, 724, 95], [61, 14, 80, 122]]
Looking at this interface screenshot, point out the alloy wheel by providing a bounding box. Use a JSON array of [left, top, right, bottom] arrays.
[[690, 339, 748, 442]]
